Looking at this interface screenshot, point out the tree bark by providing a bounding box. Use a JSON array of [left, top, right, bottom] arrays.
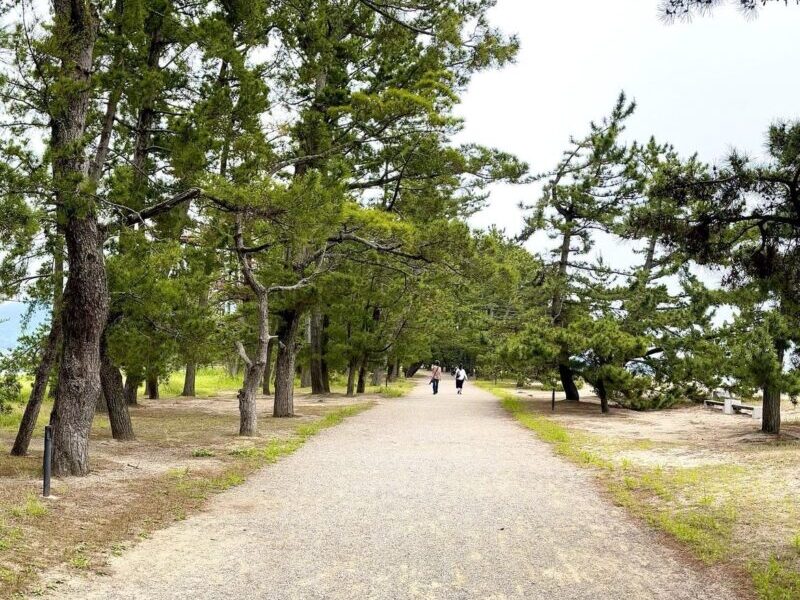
[[371, 357, 386, 387], [99, 333, 135, 440], [553, 224, 579, 401], [262, 339, 274, 396], [274, 310, 302, 418], [124, 376, 140, 406], [405, 362, 422, 378], [356, 356, 367, 394], [346, 358, 358, 397], [596, 378, 609, 414], [762, 344, 784, 434], [47, 0, 105, 477], [310, 307, 330, 394], [181, 362, 196, 397], [559, 361, 580, 402], [13, 238, 64, 457], [236, 289, 270, 435], [145, 374, 159, 400]]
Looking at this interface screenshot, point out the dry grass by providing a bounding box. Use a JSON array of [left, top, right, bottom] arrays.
[[0, 382, 384, 599], [481, 381, 800, 600]]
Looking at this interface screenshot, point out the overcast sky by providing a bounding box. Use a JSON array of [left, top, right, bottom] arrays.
[[460, 0, 800, 259]]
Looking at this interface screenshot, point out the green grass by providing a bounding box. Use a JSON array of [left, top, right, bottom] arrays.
[[231, 403, 373, 462], [8, 495, 48, 519], [752, 557, 800, 600], [158, 367, 242, 398], [190, 448, 216, 458]]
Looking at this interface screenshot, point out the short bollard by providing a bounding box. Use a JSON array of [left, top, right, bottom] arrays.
[[552, 389, 556, 412], [42, 425, 53, 498]]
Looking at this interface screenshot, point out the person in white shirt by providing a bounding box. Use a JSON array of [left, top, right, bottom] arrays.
[[455, 365, 468, 395]]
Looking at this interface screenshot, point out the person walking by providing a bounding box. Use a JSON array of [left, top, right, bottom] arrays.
[[455, 365, 468, 395], [430, 362, 443, 395]]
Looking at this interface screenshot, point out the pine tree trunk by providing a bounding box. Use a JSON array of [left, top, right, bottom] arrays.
[[357, 356, 367, 394], [762, 342, 785, 434], [346, 358, 357, 397], [181, 362, 196, 397], [99, 333, 134, 440], [597, 379, 609, 414], [310, 308, 330, 394], [559, 362, 580, 402], [47, 0, 104, 477], [262, 339, 274, 396], [11, 317, 62, 456], [146, 374, 159, 400], [273, 310, 301, 418], [124, 376, 140, 406], [371, 357, 386, 387], [300, 363, 311, 388], [762, 385, 781, 434], [405, 362, 422, 378], [237, 288, 272, 435]]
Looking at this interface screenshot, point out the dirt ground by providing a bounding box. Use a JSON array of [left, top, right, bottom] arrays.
[[506, 386, 800, 597], [0, 388, 378, 598]]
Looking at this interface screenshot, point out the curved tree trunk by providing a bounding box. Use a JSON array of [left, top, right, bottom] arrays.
[[47, 0, 104, 477], [99, 333, 135, 440], [273, 310, 302, 418], [12, 318, 62, 456], [559, 362, 580, 402], [124, 376, 140, 406], [236, 286, 271, 435]]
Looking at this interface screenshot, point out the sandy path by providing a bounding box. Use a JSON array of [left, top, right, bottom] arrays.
[[49, 378, 741, 600]]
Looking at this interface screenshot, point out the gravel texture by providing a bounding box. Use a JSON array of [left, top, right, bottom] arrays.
[[50, 378, 742, 599]]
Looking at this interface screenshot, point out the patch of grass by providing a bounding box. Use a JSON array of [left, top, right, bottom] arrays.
[[191, 448, 215, 458], [9, 495, 48, 519], [67, 544, 90, 570], [155, 366, 242, 399], [232, 403, 373, 462], [752, 557, 800, 600]]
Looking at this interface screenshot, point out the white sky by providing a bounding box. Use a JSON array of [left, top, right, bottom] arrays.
[[461, 0, 800, 263]]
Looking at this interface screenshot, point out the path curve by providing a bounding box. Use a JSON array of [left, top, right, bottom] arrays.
[[50, 377, 741, 599]]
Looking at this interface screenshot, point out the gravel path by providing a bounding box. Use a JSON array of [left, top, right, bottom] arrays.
[[51, 378, 741, 600]]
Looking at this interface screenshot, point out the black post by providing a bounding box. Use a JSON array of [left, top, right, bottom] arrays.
[[42, 425, 52, 497], [552, 388, 556, 412]]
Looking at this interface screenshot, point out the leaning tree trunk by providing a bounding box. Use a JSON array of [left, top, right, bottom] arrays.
[[181, 362, 196, 397], [273, 310, 302, 418], [12, 318, 62, 456], [145, 374, 159, 400], [405, 362, 423, 378], [346, 358, 358, 397], [596, 379, 609, 414], [47, 0, 104, 477], [99, 334, 135, 440], [124, 376, 140, 406], [559, 362, 580, 402], [13, 237, 64, 456]]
